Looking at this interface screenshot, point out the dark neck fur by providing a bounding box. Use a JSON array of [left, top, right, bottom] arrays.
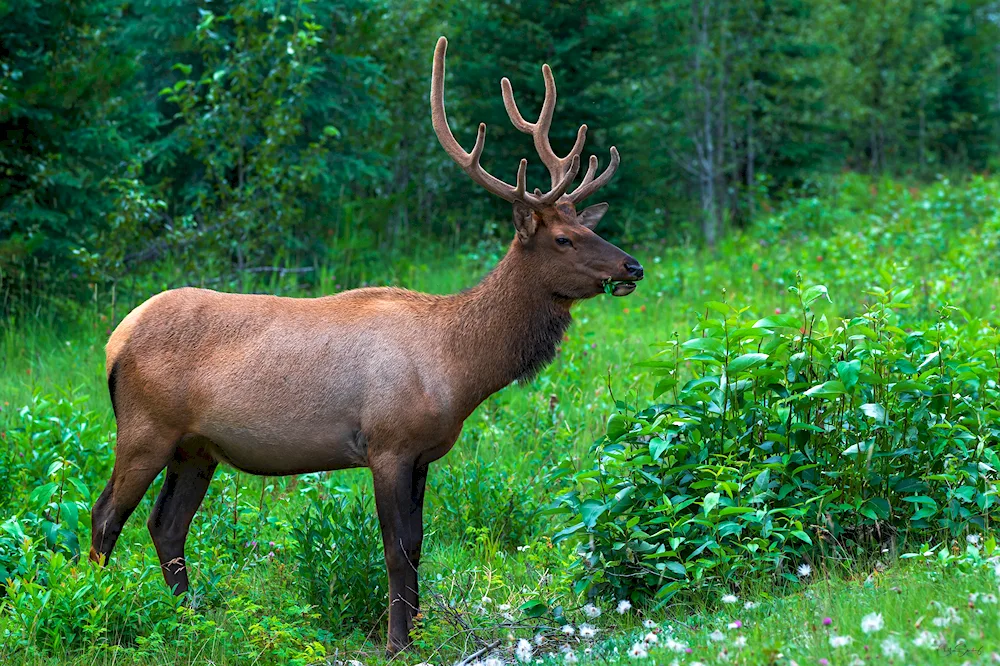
[[445, 243, 572, 407]]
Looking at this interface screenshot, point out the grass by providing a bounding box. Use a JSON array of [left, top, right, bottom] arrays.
[[1, 173, 999, 664]]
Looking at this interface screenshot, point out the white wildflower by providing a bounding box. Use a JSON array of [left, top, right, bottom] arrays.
[[663, 637, 687, 653], [984, 594, 998, 604], [861, 612, 884, 633], [709, 630, 726, 642], [482, 596, 493, 605], [483, 658, 504, 666], [881, 636, 905, 659], [721, 594, 738, 604], [912, 631, 940, 648], [516, 638, 533, 662], [582, 603, 601, 619], [643, 619, 658, 629], [563, 651, 578, 664], [830, 634, 853, 648], [534, 634, 544, 646], [643, 632, 658, 645], [578, 624, 597, 639], [561, 625, 575, 636], [733, 635, 747, 649], [932, 606, 962, 627], [797, 563, 812, 578], [498, 603, 512, 612], [628, 642, 648, 659], [617, 600, 633, 614], [743, 601, 759, 610], [968, 534, 981, 545]]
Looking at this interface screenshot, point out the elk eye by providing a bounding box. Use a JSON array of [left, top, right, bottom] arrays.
[[556, 237, 573, 247]]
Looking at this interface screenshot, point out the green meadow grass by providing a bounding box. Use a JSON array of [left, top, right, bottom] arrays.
[[1, 174, 999, 664]]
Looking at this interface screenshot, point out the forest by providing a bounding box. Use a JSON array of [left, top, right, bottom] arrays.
[[2, 1, 1000, 665], [3, 0, 1000, 311]]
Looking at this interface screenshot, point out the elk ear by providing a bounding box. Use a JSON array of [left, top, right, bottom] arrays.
[[577, 202, 609, 230], [512, 201, 538, 242]]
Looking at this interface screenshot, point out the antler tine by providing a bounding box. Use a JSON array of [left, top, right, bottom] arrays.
[[501, 67, 588, 191], [576, 155, 598, 190], [538, 154, 580, 205], [431, 37, 538, 206], [567, 147, 620, 204], [514, 159, 527, 199]]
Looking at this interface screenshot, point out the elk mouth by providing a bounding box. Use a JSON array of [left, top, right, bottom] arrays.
[[604, 279, 638, 297]]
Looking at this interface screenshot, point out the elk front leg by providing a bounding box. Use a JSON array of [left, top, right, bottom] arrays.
[[371, 456, 428, 655]]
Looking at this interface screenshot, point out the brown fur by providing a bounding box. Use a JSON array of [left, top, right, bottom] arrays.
[[91, 41, 643, 656]]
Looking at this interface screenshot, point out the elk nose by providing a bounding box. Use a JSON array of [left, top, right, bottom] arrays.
[[624, 260, 644, 280]]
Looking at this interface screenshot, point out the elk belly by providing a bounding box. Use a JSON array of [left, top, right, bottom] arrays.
[[197, 416, 369, 475]]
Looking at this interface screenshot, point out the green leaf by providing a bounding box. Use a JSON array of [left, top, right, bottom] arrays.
[[520, 600, 548, 618], [802, 284, 831, 308], [860, 403, 886, 421], [649, 437, 670, 461], [790, 530, 812, 545], [1, 517, 26, 542], [681, 337, 726, 359], [728, 353, 768, 373], [580, 500, 607, 528], [752, 314, 802, 329], [30, 482, 59, 506], [664, 561, 687, 577], [606, 413, 628, 440], [804, 380, 847, 398], [702, 492, 721, 516], [836, 360, 861, 390]]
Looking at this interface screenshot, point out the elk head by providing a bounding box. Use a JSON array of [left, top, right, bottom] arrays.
[[430, 37, 643, 299]]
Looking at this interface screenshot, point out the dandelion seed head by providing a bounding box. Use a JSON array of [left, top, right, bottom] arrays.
[[617, 600, 633, 614], [628, 642, 648, 659], [516, 638, 533, 662], [721, 594, 738, 604], [797, 563, 812, 578], [582, 603, 602, 619], [861, 612, 884, 633], [881, 636, 905, 659]]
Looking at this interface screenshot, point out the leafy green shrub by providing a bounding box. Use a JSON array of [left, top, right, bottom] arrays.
[[290, 482, 386, 634], [550, 279, 1000, 605]]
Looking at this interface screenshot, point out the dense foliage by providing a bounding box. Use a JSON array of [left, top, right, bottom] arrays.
[[550, 176, 1000, 607], [4, 0, 1000, 311]]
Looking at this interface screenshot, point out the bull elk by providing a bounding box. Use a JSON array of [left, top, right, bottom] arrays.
[[90, 36, 642, 653]]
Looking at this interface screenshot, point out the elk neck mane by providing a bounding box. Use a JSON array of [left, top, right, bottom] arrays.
[[442, 240, 572, 396]]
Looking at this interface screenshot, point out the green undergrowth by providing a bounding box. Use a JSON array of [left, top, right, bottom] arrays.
[[1, 174, 999, 664]]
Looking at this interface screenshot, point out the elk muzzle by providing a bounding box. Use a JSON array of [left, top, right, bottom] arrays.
[[607, 258, 643, 296]]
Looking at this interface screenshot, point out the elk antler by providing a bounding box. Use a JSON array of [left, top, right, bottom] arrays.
[[431, 37, 615, 209]]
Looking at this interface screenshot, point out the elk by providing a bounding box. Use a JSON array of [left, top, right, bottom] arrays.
[[90, 36, 642, 654]]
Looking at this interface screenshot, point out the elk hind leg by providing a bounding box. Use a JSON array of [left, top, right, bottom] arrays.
[[147, 436, 218, 594], [90, 419, 179, 565]]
